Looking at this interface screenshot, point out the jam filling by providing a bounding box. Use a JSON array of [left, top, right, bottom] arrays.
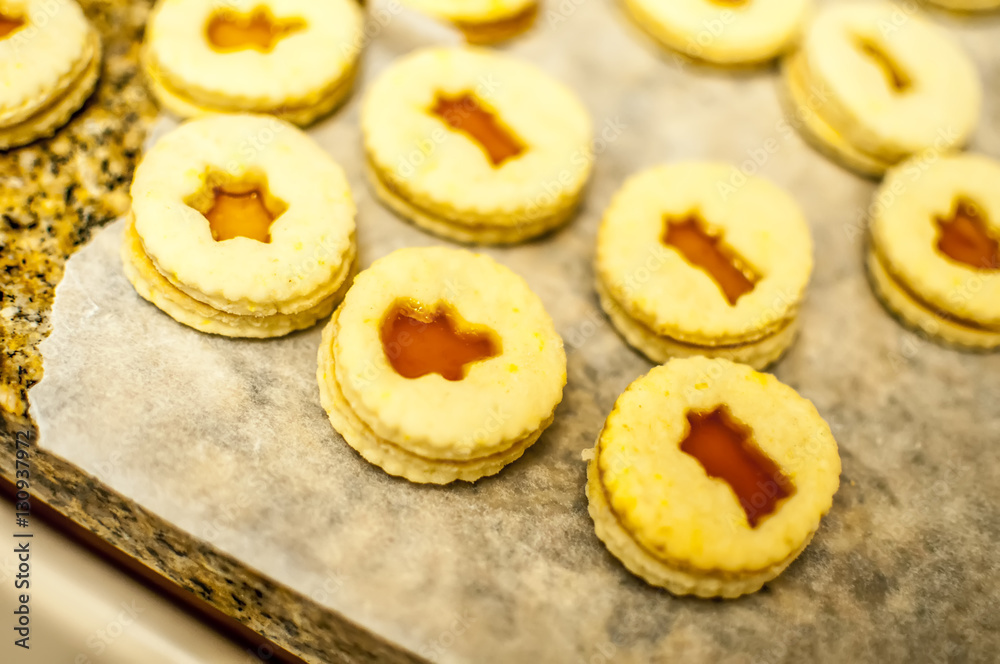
[[380, 299, 501, 381], [206, 7, 305, 53], [680, 407, 794, 528], [430, 92, 525, 167], [664, 215, 759, 306], [935, 197, 1000, 270]]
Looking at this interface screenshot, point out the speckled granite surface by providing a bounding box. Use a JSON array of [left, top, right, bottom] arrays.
[[6, 1, 1000, 663]]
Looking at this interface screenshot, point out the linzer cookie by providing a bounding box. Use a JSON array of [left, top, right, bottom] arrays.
[[780, 3, 980, 177], [586, 357, 841, 598], [362, 46, 593, 245], [0, 0, 101, 150], [122, 114, 356, 337], [623, 0, 812, 65], [867, 153, 1000, 349], [595, 163, 813, 370], [317, 246, 566, 484], [142, 0, 363, 126], [401, 0, 538, 43]]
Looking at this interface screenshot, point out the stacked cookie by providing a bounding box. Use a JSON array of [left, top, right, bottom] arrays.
[[123, 114, 357, 338], [401, 0, 538, 43], [142, 0, 364, 126], [782, 3, 981, 177], [595, 163, 813, 370], [0, 0, 101, 149], [362, 47, 593, 245]]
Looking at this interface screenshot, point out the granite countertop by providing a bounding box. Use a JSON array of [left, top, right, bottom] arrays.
[[0, 0, 156, 425]]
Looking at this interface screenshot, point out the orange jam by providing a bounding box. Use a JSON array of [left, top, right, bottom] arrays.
[[430, 92, 525, 167], [200, 183, 287, 243], [0, 12, 24, 38], [380, 300, 501, 381], [664, 216, 759, 306], [856, 38, 911, 93], [680, 407, 794, 528], [206, 7, 305, 53], [935, 197, 1000, 270]]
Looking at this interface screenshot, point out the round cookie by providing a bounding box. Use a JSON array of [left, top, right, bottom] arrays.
[[595, 163, 813, 370], [318, 246, 566, 484], [124, 113, 357, 338], [401, 0, 538, 43], [143, 0, 363, 127], [0, 0, 101, 150], [586, 357, 841, 598], [867, 152, 1000, 349], [782, 2, 980, 173], [623, 0, 812, 66], [362, 46, 593, 245]]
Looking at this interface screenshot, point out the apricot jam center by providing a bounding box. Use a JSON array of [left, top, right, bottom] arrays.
[[380, 300, 501, 381], [680, 408, 794, 528], [664, 216, 759, 306], [0, 12, 25, 38], [935, 197, 1000, 270], [430, 92, 525, 167], [206, 6, 305, 53], [856, 37, 911, 93]]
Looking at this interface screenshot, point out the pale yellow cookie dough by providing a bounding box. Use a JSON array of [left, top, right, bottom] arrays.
[[791, 2, 980, 165], [143, 0, 363, 126], [586, 357, 841, 598], [623, 0, 812, 65], [362, 46, 593, 245], [125, 113, 357, 337], [318, 246, 566, 484], [0, 0, 101, 149], [595, 163, 813, 369], [401, 0, 538, 44], [867, 152, 1000, 349]]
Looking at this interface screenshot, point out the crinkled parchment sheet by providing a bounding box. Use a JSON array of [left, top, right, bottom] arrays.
[[28, 1, 1000, 662]]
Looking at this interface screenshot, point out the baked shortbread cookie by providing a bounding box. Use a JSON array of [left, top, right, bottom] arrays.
[[0, 0, 102, 150], [867, 153, 1000, 349], [123, 114, 356, 337], [142, 0, 363, 127], [362, 47, 593, 245], [402, 0, 538, 43], [596, 163, 813, 370], [780, 2, 980, 176], [623, 0, 812, 65], [586, 357, 841, 598], [318, 246, 566, 484]]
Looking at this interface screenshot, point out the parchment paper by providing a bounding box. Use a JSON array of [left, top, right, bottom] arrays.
[[29, 1, 1000, 662]]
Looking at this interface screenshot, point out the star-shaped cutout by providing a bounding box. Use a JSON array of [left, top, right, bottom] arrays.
[[206, 6, 305, 54], [935, 197, 1000, 270], [184, 169, 288, 243]]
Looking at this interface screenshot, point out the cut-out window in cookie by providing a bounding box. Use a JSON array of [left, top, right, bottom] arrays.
[[935, 197, 1000, 270], [663, 214, 760, 306], [206, 6, 306, 53], [855, 37, 912, 93], [380, 299, 501, 381], [0, 10, 25, 39], [184, 169, 289, 243], [429, 92, 526, 167], [680, 407, 795, 528]]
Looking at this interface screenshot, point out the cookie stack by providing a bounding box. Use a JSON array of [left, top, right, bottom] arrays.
[[782, 3, 981, 177], [0, 0, 101, 150]]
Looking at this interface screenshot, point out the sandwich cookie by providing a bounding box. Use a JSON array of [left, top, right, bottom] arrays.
[[318, 246, 566, 484], [0, 0, 102, 150], [362, 46, 593, 245], [867, 152, 1000, 349], [595, 163, 813, 370], [586, 356, 841, 598], [123, 114, 357, 337], [623, 0, 812, 66], [143, 0, 363, 126], [780, 3, 980, 177], [401, 0, 538, 43]]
